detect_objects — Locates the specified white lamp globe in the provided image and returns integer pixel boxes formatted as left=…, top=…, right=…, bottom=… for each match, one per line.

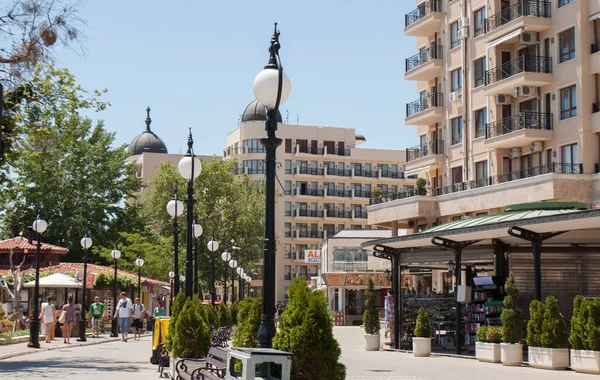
left=166, top=199, right=184, bottom=217
left=179, top=275, right=185, bottom=282
left=221, top=251, right=231, bottom=262
left=32, top=219, right=48, bottom=234
left=247, top=276, right=252, bottom=282
left=236, top=267, right=243, bottom=276
left=229, top=259, right=237, bottom=269
left=111, top=248, right=121, bottom=260
left=192, top=223, right=203, bottom=238
left=168, top=271, right=175, bottom=279
left=178, top=156, right=202, bottom=180
left=81, top=236, right=93, bottom=249
left=253, top=69, right=291, bottom=109
left=207, top=240, right=219, bottom=252
left=135, top=257, right=144, bottom=267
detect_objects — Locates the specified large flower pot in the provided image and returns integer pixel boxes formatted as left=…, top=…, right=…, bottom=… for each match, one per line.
left=500, top=343, right=523, bottom=366
left=476, top=342, right=501, bottom=363
left=413, top=337, right=432, bottom=357
left=364, top=334, right=380, bottom=351
left=571, top=349, right=600, bottom=374
left=170, top=357, right=206, bottom=379
left=528, top=347, right=569, bottom=370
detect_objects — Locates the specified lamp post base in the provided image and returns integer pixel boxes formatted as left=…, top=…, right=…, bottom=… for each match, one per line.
left=28, top=319, right=41, bottom=348
left=256, top=314, right=276, bottom=348
left=110, top=318, right=119, bottom=337
left=77, top=318, right=87, bottom=342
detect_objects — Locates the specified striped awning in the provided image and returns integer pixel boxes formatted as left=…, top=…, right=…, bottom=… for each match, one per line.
left=487, top=28, right=523, bottom=49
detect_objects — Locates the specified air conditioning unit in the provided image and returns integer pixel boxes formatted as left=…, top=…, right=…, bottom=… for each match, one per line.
left=494, top=94, right=511, bottom=105
left=519, top=32, right=537, bottom=46
left=458, top=17, right=470, bottom=29
left=508, top=147, right=522, bottom=159
left=530, top=141, right=544, bottom=153
left=458, top=27, right=469, bottom=40
left=449, top=91, right=462, bottom=103
left=513, top=86, right=537, bottom=98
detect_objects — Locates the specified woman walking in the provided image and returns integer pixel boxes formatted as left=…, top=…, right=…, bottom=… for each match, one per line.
left=154, top=301, right=165, bottom=317
left=40, top=296, right=56, bottom=343
left=62, top=296, right=76, bottom=344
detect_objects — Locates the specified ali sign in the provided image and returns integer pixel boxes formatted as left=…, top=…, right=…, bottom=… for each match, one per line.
left=304, top=250, right=322, bottom=264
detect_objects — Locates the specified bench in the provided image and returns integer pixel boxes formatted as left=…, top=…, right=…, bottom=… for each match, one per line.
left=210, top=327, right=231, bottom=349
left=174, top=347, right=228, bottom=380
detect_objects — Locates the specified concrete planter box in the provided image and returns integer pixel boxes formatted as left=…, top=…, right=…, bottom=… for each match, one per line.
left=364, top=334, right=380, bottom=351
left=500, top=343, right=523, bottom=366
left=571, top=349, right=600, bottom=374
left=170, top=357, right=206, bottom=379
left=476, top=342, right=501, bottom=363
left=413, top=337, right=431, bottom=357
left=528, top=347, right=569, bottom=370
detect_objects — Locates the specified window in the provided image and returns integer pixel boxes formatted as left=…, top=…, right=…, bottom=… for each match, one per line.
left=451, top=68, right=462, bottom=93
left=451, top=166, right=463, bottom=185
left=561, top=143, right=578, bottom=173
left=558, top=0, right=574, bottom=7
left=284, top=223, right=292, bottom=237
left=284, top=244, right=291, bottom=259
left=243, top=160, right=264, bottom=174
left=473, top=7, right=486, bottom=37
left=560, top=85, right=577, bottom=120
left=285, top=160, right=292, bottom=174
left=284, top=265, right=291, bottom=280
left=284, top=180, right=292, bottom=195
left=450, top=21, right=461, bottom=48
left=284, top=202, right=292, bottom=216
left=475, top=108, right=487, bottom=138
left=475, top=161, right=488, bottom=183
left=243, top=139, right=265, bottom=153
left=558, top=28, right=575, bottom=63
left=474, top=57, right=486, bottom=87
left=451, top=117, right=463, bottom=145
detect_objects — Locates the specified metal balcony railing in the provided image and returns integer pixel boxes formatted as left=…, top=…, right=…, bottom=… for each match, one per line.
left=485, top=111, right=553, bottom=139
left=406, top=45, right=443, bottom=72
left=406, top=93, right=443, bottom=117
left=354, top=170, right=379, bottom=178
left=405, top=0, right=441, bottom=28
left=295, top=230, right=324, bottom=239
left=297, top=209, right=324, bottom=218
left=297, top=146, right=324, bottom=155
left=354, top=190, right=372, bottom=198
left=370, top=188, right=423, bottom=205
left=354, top=211, right=368, bottom=219
left=331, top=262, right=369, bottom=272
left=485, top=55, right=552, bottom=85
left=325, top=189, right=352, bottom=198
left=380, top=171, right=404, bottom=179
left=485, top=0, right=551, bottom=34
left=296, top=188, right=324, bottom=197
left=325, top=168, right=352, bottom=176
left=406, top=140, right=444, bottom=162
left=294, top=167, right=324, bottom=175
left=327, top=210, right=353, bottom=219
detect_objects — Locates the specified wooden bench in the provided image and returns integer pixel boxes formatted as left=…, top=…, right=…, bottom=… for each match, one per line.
left=174, top=347, right=228, bottom=380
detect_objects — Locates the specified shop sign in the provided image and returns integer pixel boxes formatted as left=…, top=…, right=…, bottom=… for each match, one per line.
left=346, top=273, right=366, bottom=286
left=304, top=249, right=322, bottom=263
left=75, top=271, right=96, bottom=288
left=323, top=273, right=346, bottom=286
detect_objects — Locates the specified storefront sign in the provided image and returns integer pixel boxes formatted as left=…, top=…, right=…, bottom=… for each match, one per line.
left=372, top=272, right=391, bottom=287
left=304, top=249, right=322, bottom=263
left=346, top=273, right=366, bottom=286
left=322, top=273, right=346, bottom=286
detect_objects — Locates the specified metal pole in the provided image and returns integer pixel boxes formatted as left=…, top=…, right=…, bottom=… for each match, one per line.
left=110, top=257, right=118, bottom=337
left=78, top=244, right=88, bottom=342
left=455, top=247, right=462, bottom=355
left=392, top=254, right=400, bottom=350
left=173, top=186, right=180, bottom=295
left=138, top=266, right=141, bottom=300
left=28, top=229, right=41, bottom=348
left=533, top=239, right=542, bottom=301
left=231, top=267, right=235, bottom=303
left=211, top=232, right=215, bottom=306
left=223, top=258, right=228, bottom=304
left=239, top=273, right=243, bottom=301
left=185, top=131, right=195, bottom=298
left=194, top=212, right=199, bottom=295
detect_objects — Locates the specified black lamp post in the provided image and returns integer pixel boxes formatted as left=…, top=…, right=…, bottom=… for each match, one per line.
left=110, top=245, right=121, bottom=337
left=28, top=215, right=48, bottom=348
left=253, top=23, right=292, bottom=348
left=221, top=251, right=231, bottom=304
left=135, top=256, right=144, bottom=300
left=229, top=259, right=238, bottom=303
left=237, top=267, right=245, bottom=300
left=168, top=270, right=175, bottom=313
left=78, top=234, right=93, bottom=342
left=192, top=214, right=203, bottom=295
left=207, top=236, right=219, bottom=306
left=179, top=274, right=185, bottom=294
left=167, top=187, right=183, bottom=295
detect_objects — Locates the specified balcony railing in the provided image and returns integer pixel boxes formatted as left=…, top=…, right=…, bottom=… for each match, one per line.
left=326, top=168, right=352, bottom=177
left=325, top=189, right=352, bottom=198
left=354, top=190, right=372, bottom=198
left=485, top=111, right=553, bottom=139
left=354, top=211, right=368, bottom=219
left=406, top=93, right=443, bottom=117
left=294, top=167, right=324, bottom=176
left=370, top=188, right=423, bottom=205
left=485, top=0, right=551, bottom=34
left=406, top=140, right=444, bottom=162
left=327, top=148, right=351, bottom=156
left=405, top=0, right=441, bottom=28
left=297, top=146, right=324, bottom=155
left=485, top=55, right=552, bottom=85
left=327, top=210, right=353, bottom=219
left=296, top=188, right=324, bottom=197
left=295, top=230, right=324, bottom=239
left=592, top=42, right=600, bottom=54
left=297, top=209, right=324, bottom=218
left=405, top=45, right=443, bottom=72
left=331, top=262, right=369, bottom=273
left=354, top=170, right=379, bottom=178
left=380, top=171, right=403, bottom=179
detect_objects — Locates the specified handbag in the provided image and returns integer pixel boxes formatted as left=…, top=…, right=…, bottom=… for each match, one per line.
left=58, top=311, right=66, bottom=324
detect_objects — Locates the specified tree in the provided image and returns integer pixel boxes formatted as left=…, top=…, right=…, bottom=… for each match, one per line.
left=166, top=293, right=185, bottom=352
left=217, top=302, right=229, bottom=328
left=362, top=278, right=379, bottom=335
left=500, top=274, right=524, bottom=344
left=232, top=297, right=261, bottom=348
left=173, top=298, right=210, bottom=359
left=526, top=300, right=545, bottom=347
left=413, top=308, right=431, bottom=338
left=0, top=248, right=27, bottom=328
left=540, top=295, right=568, bottom=348
left=569, top=295, right=588, bottom=350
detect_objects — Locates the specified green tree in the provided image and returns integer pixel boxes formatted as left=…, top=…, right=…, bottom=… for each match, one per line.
left=166, top=293, right=185, bottom=352
left=570, top=295, right=588, bottom=350
left=362, top=278, right=379, bottom=335
left=413, top=308, right=431, bottom=338
left=173, top=297, right=210, bottom=359
left=232, top=298, right=262, bottom=348
left=217, top=302, right=230, bottom=328
left=587, top=298, right=600, bottom=350
left=526, top=300, right=545, bottom=347
left=229, top=301, right=240, bottom=326
left=500, top=274, right=523, bottom=344
left=540, top=296, right=568, bottom=348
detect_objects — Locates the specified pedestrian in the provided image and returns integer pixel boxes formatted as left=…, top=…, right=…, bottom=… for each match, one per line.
left=132, top=297, right=145, bottom=341
left=40, top=296, right=56, bottom=343
left=113, top=292, right=133, bottom=342
left=62, top=296, right=76, bottom=344
left=89, top=296, right=105, bottom=338
left=154, top=301, right=165, bottom=317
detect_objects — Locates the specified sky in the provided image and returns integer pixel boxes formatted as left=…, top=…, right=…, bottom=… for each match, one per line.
left=57, top=0, right=420, bottom=156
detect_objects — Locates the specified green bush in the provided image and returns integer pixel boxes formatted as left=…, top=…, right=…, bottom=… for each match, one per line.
left=172, top=298, right=211, bottom=358
left=540, top=296, right=568, bottom=348
left=501, top=274, right=523, bottom=344
left=569, top=295, right=588, bottom=350
left=362, top=278, right=380, bottom=335
left=476, top=326, right=489, bottom=343
left=587, top=298, right=600, bottom=351
left=526, top=300, right=545, bottom=347
left=413, top=307, right=431, bottom=338
left=232, top=298, right=262, bottom=348
left=372, top=187, right=382, bottom=198
left=229, top=301, right=240, bottom=326
left=201, top=304, right=218, bottom=328
left=166, top=293, right=185, bottom=352
left=487, top=327, right=503, bottom=344
left=273, top=278, right=346, bottom=380
left=217, top=302, right=230, bottom=328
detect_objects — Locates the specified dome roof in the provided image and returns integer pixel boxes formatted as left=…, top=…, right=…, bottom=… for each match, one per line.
left=241, top=100, right=283, bottom=123
left=128, top=107, right=168, bottom=155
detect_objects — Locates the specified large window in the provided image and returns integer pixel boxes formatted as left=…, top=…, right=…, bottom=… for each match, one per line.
left=560, top=85, right=577, bottom=120
left=475, top=108, right=487, bottom=138
left=451, top=68, right=462, bottom=93
left=558, top=0, right=574, bottom=7
left=473, top=7, right=486, bottom=37
left=452, top=117, right=463, bottom=145
left=243, top=159, right=264, bottom=174
left=474, top=58, right=486, bottom=87
left=559, top=27, right=575, bottom=63
left=450, top=21, right=461, bottom=49
left=332, top=247, right=369, bottom=272
left=475, top=161, right=488, bottom=183
left=561, top=143, right=579, bottom=173
left=284, top=265, right=291, bottom=280
left=243, top=139, right=265, bottom=153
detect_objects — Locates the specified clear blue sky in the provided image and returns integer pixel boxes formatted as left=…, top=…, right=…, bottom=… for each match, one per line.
left=57, top=0, right=420, bottom=156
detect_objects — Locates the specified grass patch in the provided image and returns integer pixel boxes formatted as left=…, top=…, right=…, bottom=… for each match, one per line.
left=0, top=330, right=29, bottom=341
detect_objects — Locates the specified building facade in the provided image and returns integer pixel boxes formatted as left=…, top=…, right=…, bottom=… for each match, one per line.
left=370, top=0, right=600, bottom=231
left=224, top=100, right=415, bottom=302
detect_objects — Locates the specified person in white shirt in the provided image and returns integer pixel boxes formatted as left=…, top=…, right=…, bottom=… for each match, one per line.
left=132, top=298, right=145, bottom=341
left=112, top=292, right=133, bottom=342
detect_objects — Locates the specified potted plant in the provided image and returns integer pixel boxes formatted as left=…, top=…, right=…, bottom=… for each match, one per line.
left=413, top=307, right=432, bottom=357
left=416, top=177, right=427, bottom=196
left=363, top=278, right=380, bottom=351
left=570, top=296, right=600, bottom=374
left=372, top=187, right=383, bottom=199
left=500, top=274, right=524, bottom=366
left=171, top=297, right=211, bottom=379
left=476, top=326, right=502, bottom=363
left=527, top=296, right=569, bottom=370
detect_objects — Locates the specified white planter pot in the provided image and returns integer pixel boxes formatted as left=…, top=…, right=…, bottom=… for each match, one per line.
left=476, top=342, right=501, bottom=363
left=413, top=337, right=432, bottom=357
left=528, top=346, right=569, bottom=370
left=170, top=356, right=206, bottom=379
left=500, top=343, right=523, bottom=366
left=364, top=334, right=380, bottom=351
left=571, top=349, right=600, bottom=374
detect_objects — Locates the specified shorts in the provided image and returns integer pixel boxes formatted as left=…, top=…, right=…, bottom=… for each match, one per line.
left=132, top=318, right=143, bottom=329
left=119, top=317, right=130, bottom=333
left=92, top=317, right=102, bottom=328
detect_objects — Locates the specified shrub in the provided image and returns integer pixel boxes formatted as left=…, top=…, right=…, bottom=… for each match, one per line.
left=526, top=300, right=545, bottom=347
left=569, top=295, right=588, bottom=350
left=166, top=293, right=185, bottom=352
left=202, top=303, right=218, bottom=329
left=587, top=298, right=600, bottom=351
left=217, top=302, right=230, bottom=328
left=501, top=274, right=523, bottom=344
left=540, top=296, right=568, bottom=348
left=503, top=273, right=518, bottom=309
left=413, top=308, right=431, bottom=338
left=487, top=327, right=503, bottom=344
left=273, top=278, right=346, bottom=380
left=372, top=187, right=382, bottom=198
left=232, top=298, right=262, bottom=348
left=0, top=307, right=14, bottom=333
left=229, top=301, right=240, bottom=326
left=362, top=278, right=380, bottom=335
left=476, top=326, right=489, bottom=343
left=172, top=298, right=211, bottom=358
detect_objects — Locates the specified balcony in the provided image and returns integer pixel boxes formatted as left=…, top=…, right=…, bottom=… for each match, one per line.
left=294, top=167, right=324, bottom=176
left=223, top=147, right=265, bottom=157
left=404, top=0, right=442, bottom=37
left=380, top=171, right=404, bottom=179
left=354, top=190, right=372, bottom=199
left=327, top=210, right=353, bottom=219
left=405, top=45, right=443, bottom=81
left=353, top=169, right=379, bottom=178
left=294, top=188, right=324, bottom=197
left=325, top=168, right=352, bottom=177
left=405, top=93, right=444, bottom=126
left=484, top=55, right=552, bottom=96
left=405, top=140, right=444, bottom=169
left=591, top=42, right=600, bottom=75
left=353, top=210, right=368, bottom=219
left=324, top=147, right=351, bottom=157
left=325, top=189, right=352, bottom=198
left=484, top=111, right=553, bottom=149
left=370, top=188, right=423, bottom=206
left=484, top=0, right=551, bottom=42
left=296, top=209, right=324, bottom=218
left=331, top=262, right=369, bottom=272
left=295, top=145, right=324, bottom=156
left=294, top=230, right=324, bottom=239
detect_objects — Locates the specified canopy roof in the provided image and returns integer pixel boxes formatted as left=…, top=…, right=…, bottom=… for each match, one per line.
left=24, top=273, right=81, bottom=289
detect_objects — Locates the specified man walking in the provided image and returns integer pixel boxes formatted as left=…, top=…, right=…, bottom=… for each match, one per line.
left=90, top=296, right=105, bottom=338
left=113, top=292, right=133, bottom=342
left=132, top=297, right=145, bottom=341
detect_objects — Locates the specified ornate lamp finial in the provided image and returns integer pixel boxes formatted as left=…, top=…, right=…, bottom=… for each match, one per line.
left=186, top=127, right=193, bottom=155
left=145, top=107, right=152, bottom=132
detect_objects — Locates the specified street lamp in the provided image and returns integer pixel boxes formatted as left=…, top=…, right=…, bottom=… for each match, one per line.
left=110, top=245, right=121, bottom=337
left=247, top=276, right=252, bottom=297
left=179, top=274, right=186, bottom=293
left=178, top=129, right=202, bottom=298
left=207, top=238, right=219, bottom=306
left=28, top=215, right=47, bottom=348
left=253, top=23, right=292, bottom=348
left=229, top=259, right=238, bottom=302
left=447, top=260, right=456, bottom=275
left=168, top=270, right=175, bottom=312
left=384, top=269, right=391, bottom=280
left=166, top=189, right=184, bottom=295
left=221, top=251, right=231, bottom=304
left=135, top=256, right=144, bottom=300
left=237, top=267, right=245, bottom=300
left=78, top=234, right=93, bottom=342
left=192, top=217, right=203, bottom=295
